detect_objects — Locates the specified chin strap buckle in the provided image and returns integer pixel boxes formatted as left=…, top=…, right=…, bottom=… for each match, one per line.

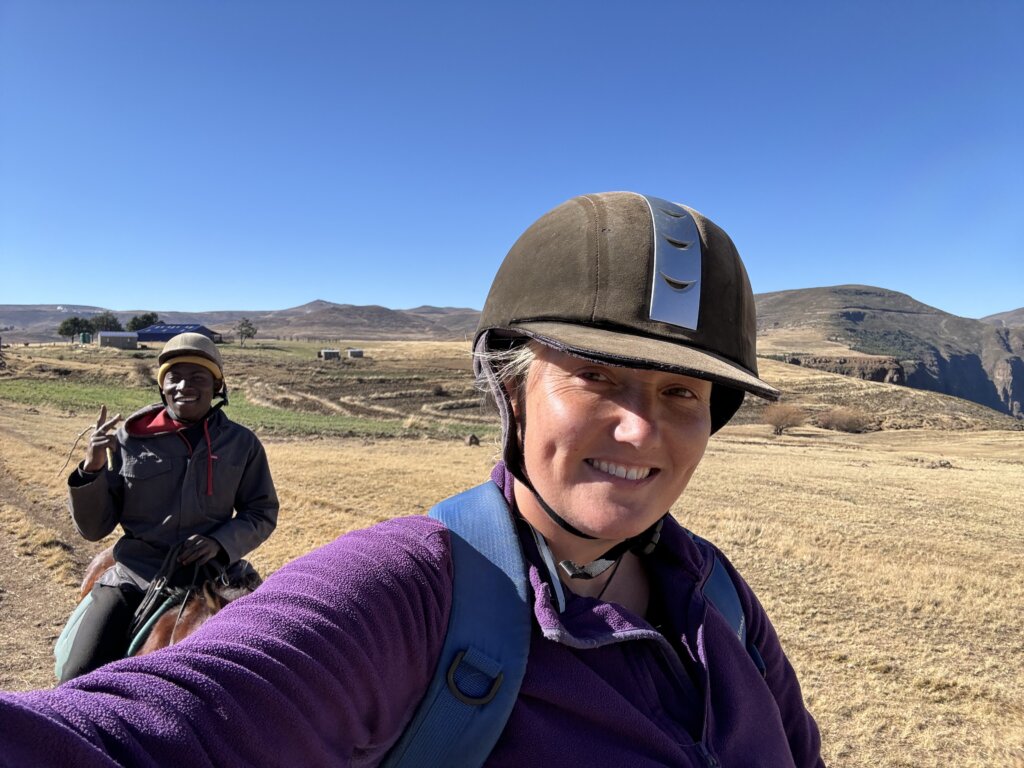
left=558, top=516, right=665, bottom=580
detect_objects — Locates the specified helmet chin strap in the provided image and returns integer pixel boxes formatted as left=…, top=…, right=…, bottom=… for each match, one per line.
left=557, top=519, right=663, bottom=580
left=509, top=450, right=664, bottom=580
left=480, top=335, right=663, bottom=580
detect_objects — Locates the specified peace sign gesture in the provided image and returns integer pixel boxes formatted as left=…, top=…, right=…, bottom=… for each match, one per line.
left=83, top=405, right=122, bottom=473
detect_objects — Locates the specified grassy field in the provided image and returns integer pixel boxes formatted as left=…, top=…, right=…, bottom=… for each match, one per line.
left=0, top=340, right=1022, bottom=766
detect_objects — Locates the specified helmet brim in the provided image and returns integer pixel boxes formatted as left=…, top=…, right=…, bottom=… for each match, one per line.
left=511, top=320, right=780, bottom=402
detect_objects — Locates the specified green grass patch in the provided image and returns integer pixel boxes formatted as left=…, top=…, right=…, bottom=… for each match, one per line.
left=227, top=397, right=497, bottom=440
left=844, top=328, right=933, bottom=359
left=227, top=396, right=409, bottom=437
left=0, top=379, right=496, bottom=440
left=0, top=379, right=151, bottom=415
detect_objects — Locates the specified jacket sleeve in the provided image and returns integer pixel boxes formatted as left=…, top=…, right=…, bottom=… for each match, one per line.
left=207, top=435, right=279, bottom=563
left=719, top=552, right=825, bottom=768
left=67, top=461, right=124, bottom=542
left=0, top=516, right=452, bottom=768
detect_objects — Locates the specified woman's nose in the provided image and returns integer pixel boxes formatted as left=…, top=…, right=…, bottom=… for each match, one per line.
left=612, top=393, right=661, bottom=447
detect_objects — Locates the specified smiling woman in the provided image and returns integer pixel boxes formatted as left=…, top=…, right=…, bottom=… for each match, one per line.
left=513, top=345, right=713, bottom=556
left=1, top=193, right=822, bottom=768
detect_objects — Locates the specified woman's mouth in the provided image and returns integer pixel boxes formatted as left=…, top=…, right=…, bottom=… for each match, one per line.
left=585, top=459, right=653, bottom=481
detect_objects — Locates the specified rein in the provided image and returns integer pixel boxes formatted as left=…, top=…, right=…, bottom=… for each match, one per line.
left=129, top=543, right=226, bottom=644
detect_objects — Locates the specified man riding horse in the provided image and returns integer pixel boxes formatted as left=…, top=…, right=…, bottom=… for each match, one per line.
left=57, top=332, right=279, bottom=681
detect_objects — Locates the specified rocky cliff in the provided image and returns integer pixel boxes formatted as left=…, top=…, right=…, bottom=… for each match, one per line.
left=757, top=286, right=1024, bottom=418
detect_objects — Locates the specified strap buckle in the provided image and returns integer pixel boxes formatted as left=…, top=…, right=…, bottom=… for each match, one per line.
left=446, top=649, right=504, bottom=706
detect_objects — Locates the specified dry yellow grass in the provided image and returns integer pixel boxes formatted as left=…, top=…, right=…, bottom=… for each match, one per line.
left=247, top=435, right=497, bottom=574
left=244, top=425, right=1024, bottom=767
left=0, top=503, right=79, bottom=588
left=682, top=425, right=1024, bottom=767
left=738, top=359, right=1022, bottom=431
left=758, top=327, right=877, bottom=357
left=1, top=346, right=1022, bottom=765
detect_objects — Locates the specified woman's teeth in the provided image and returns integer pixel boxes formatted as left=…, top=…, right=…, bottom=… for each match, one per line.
left=587, top=459, right=651, bottom=481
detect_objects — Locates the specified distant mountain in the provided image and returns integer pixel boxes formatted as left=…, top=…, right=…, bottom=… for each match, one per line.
left=0, top=300, right=482, bottom=343
left=402, top=306, right=481, bottom=338
left=981, top=307, right=1024, bottom=329
left=4, top=289, right=1022, bottom=419
left=251, top=301, right=468, bottom=339
left=755, top=285, right=1023, bottom=418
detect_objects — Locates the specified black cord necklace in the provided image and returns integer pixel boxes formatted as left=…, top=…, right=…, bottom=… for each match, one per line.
left=595, top=555, right=625, bottom=601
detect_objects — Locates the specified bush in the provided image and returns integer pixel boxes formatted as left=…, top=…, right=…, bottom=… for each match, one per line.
left=763, top=403, right=806, bottom=435
left=131, top=361, right=156, bottom=387
left=817, top=407, right=873, bottom=433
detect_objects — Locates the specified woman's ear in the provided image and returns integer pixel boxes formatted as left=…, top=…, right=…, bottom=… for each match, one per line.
left=507, top=379, right=521, bottom=419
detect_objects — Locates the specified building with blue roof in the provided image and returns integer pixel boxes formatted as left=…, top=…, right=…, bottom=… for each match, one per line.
left=135, top=323, right=221, bottom=343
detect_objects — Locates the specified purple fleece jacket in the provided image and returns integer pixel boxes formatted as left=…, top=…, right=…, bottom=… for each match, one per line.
left=0, top=467, right=822, bottom=767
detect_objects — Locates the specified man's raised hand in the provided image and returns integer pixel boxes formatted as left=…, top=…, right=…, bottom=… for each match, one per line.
left=83, top=405, right=122, bottom=472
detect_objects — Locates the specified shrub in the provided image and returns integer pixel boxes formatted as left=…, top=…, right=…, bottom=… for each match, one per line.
left=403, top=414, right=427, bottom=431
left=131, top=361, right=155, bottom=387
left=763, top=403, right=806, bottom=435
left=817, top=407, right=873, bottom=433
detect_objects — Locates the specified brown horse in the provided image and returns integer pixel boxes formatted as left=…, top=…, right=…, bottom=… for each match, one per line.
left=79, top=546, right=262, bottom=656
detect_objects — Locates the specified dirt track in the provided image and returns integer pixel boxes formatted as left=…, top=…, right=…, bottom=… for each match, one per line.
left=0, top=460, right=80, bottom=690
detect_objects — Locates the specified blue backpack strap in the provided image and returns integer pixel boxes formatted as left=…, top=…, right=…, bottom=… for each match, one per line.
left=685, top=529, right=767, bottom=678
left=382, top=482, right=531, bottom=768
left=699, top=540, right=746, bottom=646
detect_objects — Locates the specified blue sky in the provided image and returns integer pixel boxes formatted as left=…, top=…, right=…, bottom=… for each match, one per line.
left=1, top=1, right=1021, bottom=319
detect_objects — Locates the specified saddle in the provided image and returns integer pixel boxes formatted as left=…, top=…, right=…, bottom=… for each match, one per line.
left=128, top=543, right=261, bottom=655
left=55, top=544, right=262, bottom=680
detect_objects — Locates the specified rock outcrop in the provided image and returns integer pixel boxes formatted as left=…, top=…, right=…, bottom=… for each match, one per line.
left=781, top=355, right=905, bottom=385
left=757, top=286, right=1024, bottom=419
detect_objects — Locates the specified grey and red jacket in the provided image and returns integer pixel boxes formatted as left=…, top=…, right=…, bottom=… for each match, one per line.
left=5, top=467, right=821, bottom=767
left=67, top=403, right=279, bottom=585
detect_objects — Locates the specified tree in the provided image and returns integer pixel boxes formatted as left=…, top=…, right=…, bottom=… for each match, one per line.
left=235, top=317, right=258, bottom=346
left=57, top=316, right=93, bottom=343
left=89, top=311, right=124, bottom=333
left=762, top=403, right=806, bottom=436
left=127, top=312, right=160, bottom=332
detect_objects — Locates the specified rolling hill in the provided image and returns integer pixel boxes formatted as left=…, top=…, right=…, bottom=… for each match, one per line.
left=755, top=285, right=1023, bottom=418
left=3, top=287, right=1022, bottom=419
left=981, top=307, right=1024, bottom=328
left=0, top=300, right=478, bottom=343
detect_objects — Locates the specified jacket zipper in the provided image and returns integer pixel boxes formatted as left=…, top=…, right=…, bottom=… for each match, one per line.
left=695, top=741, right=720, bottom=767
left=660, top=588, right=720, bottom=768
left=648, top=633, right=720, bottom=765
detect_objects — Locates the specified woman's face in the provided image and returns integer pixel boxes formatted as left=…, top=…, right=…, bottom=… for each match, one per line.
left=513, top=345, right=713, bottom=545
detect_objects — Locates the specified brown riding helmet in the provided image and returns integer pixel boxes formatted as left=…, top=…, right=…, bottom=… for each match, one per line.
left=475, top=191, right=779, bottom=434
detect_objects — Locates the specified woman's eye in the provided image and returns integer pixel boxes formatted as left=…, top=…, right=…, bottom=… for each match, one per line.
left=666, top=387, right=696, bottom=399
